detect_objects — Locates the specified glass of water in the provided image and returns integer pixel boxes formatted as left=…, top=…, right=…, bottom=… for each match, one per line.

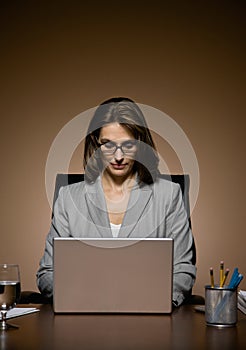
left=0, top=264, right=21, bottom=330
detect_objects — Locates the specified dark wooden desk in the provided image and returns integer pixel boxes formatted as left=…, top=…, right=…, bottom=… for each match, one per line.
left=1, top=304, right=246, bottom=350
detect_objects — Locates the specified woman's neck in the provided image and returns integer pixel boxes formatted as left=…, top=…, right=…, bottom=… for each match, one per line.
left=101, top=173, right=136, bottom=225
left=101, top=172, right=136, bottom=193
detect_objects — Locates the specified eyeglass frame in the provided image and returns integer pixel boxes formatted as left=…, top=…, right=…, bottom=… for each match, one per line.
left=98, top=139, right=139, bottom=155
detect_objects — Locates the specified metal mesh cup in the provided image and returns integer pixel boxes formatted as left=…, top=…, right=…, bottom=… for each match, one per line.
left=205, top=285, right=237, bottom=327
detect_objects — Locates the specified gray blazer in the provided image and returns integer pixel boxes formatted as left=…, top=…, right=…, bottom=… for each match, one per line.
left=37, top=176, right=196, bottom=306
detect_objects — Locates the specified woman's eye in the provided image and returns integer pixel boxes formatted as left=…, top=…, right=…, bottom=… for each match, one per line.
left=104, top=142, right=115, bottom=149
left=124, top=141, right=135, bottom=149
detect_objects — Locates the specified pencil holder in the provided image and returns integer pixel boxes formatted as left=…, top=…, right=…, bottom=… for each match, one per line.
left=205, top=285, right=237, bottom=327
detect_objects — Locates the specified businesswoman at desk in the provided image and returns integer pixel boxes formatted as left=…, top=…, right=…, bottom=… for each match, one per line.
left=37, top=97, right=196, bottom=307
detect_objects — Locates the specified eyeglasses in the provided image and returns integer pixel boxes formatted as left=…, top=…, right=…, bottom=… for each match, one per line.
left=99, top=140, right=138, bottom=155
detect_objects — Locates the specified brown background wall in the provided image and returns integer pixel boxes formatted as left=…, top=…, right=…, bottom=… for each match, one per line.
left=0, top=1, right=245, bottom=297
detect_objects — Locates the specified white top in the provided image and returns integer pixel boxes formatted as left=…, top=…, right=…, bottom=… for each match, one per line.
left=110, top=222, right=121, bottom=238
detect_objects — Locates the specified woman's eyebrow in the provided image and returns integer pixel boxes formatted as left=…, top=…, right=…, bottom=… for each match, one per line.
left=99, top=138, right=135, bottom=145
left=100, top=138, right=113, bottom=143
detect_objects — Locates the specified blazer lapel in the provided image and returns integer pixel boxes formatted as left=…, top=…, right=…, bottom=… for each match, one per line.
left=84, top=177, right=112, bottom=238
left=118, top=183, right=153, bottom=238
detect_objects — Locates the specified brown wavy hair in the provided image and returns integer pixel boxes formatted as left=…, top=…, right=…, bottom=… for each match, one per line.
left=83, top=97, right=160, bottom=184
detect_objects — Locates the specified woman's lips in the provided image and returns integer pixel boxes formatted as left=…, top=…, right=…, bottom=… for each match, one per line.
left=110, top=163, right=127, bottom=170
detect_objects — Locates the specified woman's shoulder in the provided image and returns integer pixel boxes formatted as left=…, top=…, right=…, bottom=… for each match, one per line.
left=59, top=180, right=86, bottom=198
left=149, top=176, right=181, bottom=199
left=154, top=176, right=181, bottom=190
left=60, top=177, right=101, bottom=197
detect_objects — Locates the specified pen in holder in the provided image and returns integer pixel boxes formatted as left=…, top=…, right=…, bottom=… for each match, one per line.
left=205, top=285, right=237, bottom=328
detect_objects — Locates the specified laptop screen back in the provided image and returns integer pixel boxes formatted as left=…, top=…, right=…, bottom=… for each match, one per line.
left=53, top=238, right=173, bottom=313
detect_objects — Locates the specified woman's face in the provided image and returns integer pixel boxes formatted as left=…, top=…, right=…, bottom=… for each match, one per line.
left=98, top=123, right=137, bottom=180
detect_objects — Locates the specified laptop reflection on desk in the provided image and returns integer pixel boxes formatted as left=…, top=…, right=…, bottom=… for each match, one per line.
left=53, top=237, right=173, bottom=314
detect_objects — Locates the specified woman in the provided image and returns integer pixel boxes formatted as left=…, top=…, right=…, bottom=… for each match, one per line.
left=37, top=97, right=196, bottom=306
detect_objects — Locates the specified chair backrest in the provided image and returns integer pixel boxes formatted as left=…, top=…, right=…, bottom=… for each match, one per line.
left=52, top=173, right=195, bottom=264
left=52, top=174, right=191, bottom=218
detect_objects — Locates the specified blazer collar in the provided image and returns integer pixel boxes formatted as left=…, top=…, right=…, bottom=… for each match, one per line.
left=84, top=176, right=153, bottom=238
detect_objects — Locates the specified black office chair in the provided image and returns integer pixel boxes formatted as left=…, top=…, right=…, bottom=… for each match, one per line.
left=20, top=173, right=204, bottom=305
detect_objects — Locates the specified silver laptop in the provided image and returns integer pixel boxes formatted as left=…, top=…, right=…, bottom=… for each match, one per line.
left=53, top=237, right=173, bottom=314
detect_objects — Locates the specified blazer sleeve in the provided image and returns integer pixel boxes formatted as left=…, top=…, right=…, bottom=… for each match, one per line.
left=36, top=187, right=70, bottom=297
left=165, top=183, right=197, bottom=306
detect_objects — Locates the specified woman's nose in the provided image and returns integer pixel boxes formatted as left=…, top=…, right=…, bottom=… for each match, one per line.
left=114, top=148, right=124, bottom=160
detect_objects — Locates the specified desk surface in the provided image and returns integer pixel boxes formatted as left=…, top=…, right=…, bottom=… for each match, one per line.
left=1, top=304, right=246, bottom=350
